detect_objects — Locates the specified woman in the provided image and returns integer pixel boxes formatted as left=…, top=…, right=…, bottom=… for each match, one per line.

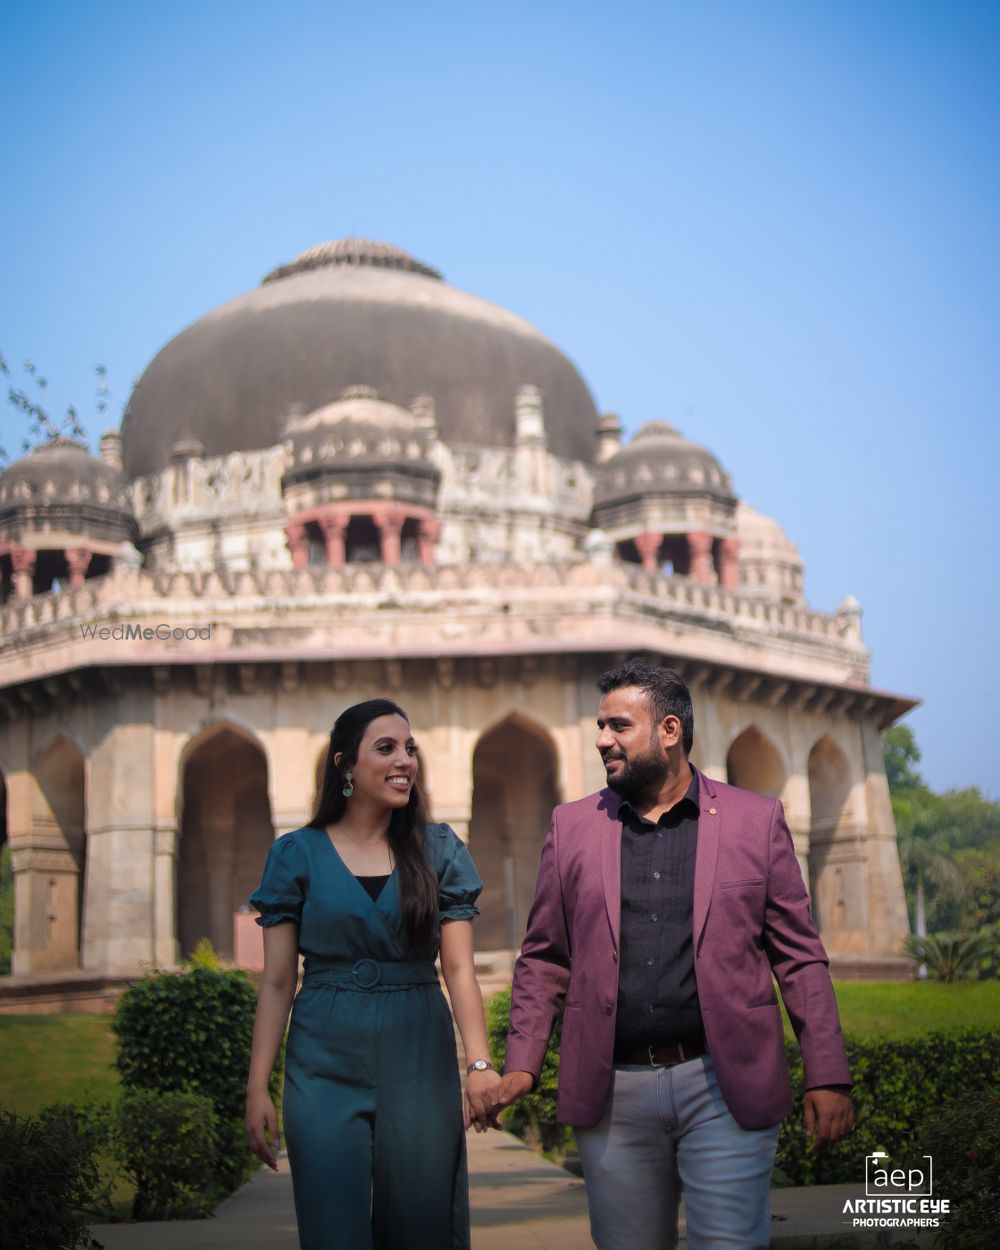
left=245, top=698, right=501, bottom=1250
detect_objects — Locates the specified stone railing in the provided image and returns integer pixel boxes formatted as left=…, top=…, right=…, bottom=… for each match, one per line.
left=0, top=557, right=866, bottom=659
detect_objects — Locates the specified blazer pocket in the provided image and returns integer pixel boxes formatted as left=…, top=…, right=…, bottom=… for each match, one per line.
left=720, top=877, right=765, bottom=889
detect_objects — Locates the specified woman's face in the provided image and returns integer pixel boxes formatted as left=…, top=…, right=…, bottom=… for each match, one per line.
left=339, top=713, right=419, bottom=810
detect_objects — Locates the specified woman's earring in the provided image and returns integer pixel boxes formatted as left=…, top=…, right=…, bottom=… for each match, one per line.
left=342, top=771, right=353, bottom=798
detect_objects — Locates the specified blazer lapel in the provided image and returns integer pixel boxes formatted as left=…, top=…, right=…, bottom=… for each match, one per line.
left=599, top=789, right=623, bottom=952
left=693, top=772, right=721, bottom=951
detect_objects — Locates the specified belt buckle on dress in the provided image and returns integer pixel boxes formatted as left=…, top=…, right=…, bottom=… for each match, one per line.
left=352, top=958, right=381, bottom=989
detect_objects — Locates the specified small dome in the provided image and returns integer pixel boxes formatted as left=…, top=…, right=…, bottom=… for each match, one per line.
left=735, top=502, right=801, bottom=560
left=594, top=422, right=735, bottom=508
left=0, top=437, right=137, bottom=545
left=735, top=501, right=804, bottom=604
left=282, top=390, right=440, bottom=507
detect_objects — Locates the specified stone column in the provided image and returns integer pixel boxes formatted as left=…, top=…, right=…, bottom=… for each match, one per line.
left=153, top=825, right=180, bottom=967
left=633, top=531, right=661, bottom=572
left=65, top=547, right=93, bottom=589
left=718, top=537, right=740, bottom=592
left=418, top=516, right=441, bottom=565
left=10, top=547, right=36, bottom=598
left=318, top=511, right=347, bottom=567
left=374, top=508, right=405, bottom=565
left=284, top=520, right=309, bottom=568
left=687, top=531, right=715, bottom=584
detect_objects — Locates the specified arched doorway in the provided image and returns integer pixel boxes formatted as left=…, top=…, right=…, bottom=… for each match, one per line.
left=469, top=717, right=560, bottom=950
left=0, top=769, right=11, bottom=974
left=807, top=736, right=864, bottom=944
left=178, top=727, right=274, bottom=960
left=31, top=736, right=86, bottom=970
left=726, top=726, right=785, bottom=797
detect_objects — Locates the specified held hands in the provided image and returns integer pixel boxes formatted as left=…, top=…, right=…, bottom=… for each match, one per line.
left=804, top=1086, right=854, bottom=1152
left=465, top=1068, right=503, bottom=1133
left=245, top=1089, right=281, bottom=1171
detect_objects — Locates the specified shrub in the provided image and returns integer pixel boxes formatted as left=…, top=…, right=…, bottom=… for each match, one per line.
left=0, top=1105, right=111, bottom=1249
left=918, top=1091, right=1000, bottom=1250
left=777, top=1030, right=1000, bottom=1185
left=487, top=988, right=572, bottom=1155
left=485, top=989, right=1000, bottom=1190
left=902, top=932, right=997, bottom=982
left=116, top=1088, right=220, bottom=1220
left=113, top=965, right=281, bottom=1194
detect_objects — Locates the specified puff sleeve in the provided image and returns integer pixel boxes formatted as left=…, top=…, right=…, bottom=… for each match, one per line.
left=250, top=832, right=307, bottom=927
left=432, top=823, right=483, bottom=922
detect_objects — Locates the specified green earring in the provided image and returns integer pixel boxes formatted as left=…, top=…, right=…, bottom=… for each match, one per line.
left=342, top=771, right=353, bottom=798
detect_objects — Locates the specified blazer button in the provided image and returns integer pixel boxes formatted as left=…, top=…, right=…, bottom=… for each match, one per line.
left=605, top=1003, right=613, bottom=1015
left=612, top=950, right=618, bottom=963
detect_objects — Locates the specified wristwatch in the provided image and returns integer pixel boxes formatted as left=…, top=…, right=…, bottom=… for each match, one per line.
left=466, top=1059, right=496, bottom=1075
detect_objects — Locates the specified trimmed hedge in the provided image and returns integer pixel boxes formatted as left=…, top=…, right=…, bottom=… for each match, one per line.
left=113, top=965, right=282, bottom=1196
left=778, top=1030, right=1000, bottom=1185
left=0, top=1105, right=110, bottom=1249
left=117, top=1088, right=221, bottom=1220
left=486, top=989, right=1000, bottom=1186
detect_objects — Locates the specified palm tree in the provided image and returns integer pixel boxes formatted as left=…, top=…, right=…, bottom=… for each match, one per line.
left=901, top=932, right=996, bottom=982
left=893, top=790, right=962, bottom=978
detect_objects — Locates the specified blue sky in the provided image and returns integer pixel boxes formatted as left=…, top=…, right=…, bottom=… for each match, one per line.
left=2, top=1, right=998, bottom=794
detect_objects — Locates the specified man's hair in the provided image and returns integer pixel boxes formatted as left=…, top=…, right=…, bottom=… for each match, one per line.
left=596, top=657, right=694, bottom=755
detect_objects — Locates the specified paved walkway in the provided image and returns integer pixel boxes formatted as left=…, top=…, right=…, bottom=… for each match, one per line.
left=87, top=1128, right=934, bottom=1250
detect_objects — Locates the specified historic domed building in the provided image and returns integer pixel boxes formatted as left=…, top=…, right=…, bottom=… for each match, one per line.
left=0, top=239, right=914, bottom=1002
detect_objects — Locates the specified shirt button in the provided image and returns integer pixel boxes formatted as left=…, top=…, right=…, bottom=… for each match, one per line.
left=650, top=913, right=658, bottom=922
left=648, top=1005, right=655, bottom=1014
left=647, top=958, right=655, bottom=966
left=653, top=871, right=661, bottom=880
left=656, top=830, right=664, bottom=838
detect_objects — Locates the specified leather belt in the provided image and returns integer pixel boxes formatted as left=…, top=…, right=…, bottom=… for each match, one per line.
left=614, top=1038, right=708, bottom=1067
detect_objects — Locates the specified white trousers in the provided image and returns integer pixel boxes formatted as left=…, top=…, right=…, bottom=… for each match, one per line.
left=575, top=1058, right=780, bottom=1250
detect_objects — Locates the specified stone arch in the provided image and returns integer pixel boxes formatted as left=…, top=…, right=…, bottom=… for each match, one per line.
left=469, top=714, right=560, bottom=950
left=807, top=735, right=865, bottom=945
left=30, top=734, right=86, bottom=970
left=807, top=736, right=852, bottom=837
left=177, top=724, right=274, bottom=960
left=0, top=766, right=10, bottom=974
left=726, top=725, right=786, bottom=797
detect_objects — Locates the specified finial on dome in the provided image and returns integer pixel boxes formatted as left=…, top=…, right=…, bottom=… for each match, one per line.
left=262, top=238, right=443, bottom=285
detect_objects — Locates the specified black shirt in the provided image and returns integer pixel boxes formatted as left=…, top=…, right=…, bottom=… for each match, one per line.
left=614, top=766, right=704, bottom=1055
left=355, top=874, right=390, bottom=902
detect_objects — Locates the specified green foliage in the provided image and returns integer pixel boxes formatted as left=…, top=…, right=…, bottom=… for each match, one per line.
left=0, top=841, right=12, bottom=975
left=919, top=1091, right=1000, bottom=1250
left=187, top=935, right=223, bottom=971
left=113, top=965, right=279, bottom=1194
left=0, top=1104, right=111, bottom=1249
left=116, top=1088, right=221, bottom=1220
left=777, top=1030, right=1000, bottom=1185
left=883, top=725, right=924, bottom=794
left=486, top=988, right=572, bottom=1154
left=902, top=932, right=997, bottom=982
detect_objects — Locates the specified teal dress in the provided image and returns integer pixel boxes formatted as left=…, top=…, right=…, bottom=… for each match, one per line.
left=250, top=822, right=483, bottom=1250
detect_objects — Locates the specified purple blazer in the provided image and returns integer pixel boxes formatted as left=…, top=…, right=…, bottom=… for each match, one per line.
left=504, top=773, right=851, bottom=1130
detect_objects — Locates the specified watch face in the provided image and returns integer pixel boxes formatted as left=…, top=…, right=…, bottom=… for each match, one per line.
left=474, top=1060, right=488, bottom=1070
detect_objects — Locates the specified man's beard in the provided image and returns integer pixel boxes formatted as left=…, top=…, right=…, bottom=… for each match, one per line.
left=603, top=741, right=668, bottom=800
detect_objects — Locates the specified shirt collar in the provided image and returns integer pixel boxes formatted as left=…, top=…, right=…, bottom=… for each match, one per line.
left=619, top=764, right=701, bottom=825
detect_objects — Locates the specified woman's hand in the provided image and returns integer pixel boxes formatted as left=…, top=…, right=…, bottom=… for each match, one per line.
left=245, top=1089, right=281, bottom=1170
left=465, top=1068, right=503, bottom=1133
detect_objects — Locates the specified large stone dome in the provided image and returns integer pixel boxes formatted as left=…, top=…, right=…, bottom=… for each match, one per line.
left=121, top=238, right=601, bottom=479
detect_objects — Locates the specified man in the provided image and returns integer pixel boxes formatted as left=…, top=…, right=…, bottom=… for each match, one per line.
left=497, top=658, right=853, bottom=1250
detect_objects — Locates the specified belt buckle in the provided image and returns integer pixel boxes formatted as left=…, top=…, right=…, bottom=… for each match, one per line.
left=352, top=958, right=381, bottom=989
left=648, top=1042, right=684, bottom=1068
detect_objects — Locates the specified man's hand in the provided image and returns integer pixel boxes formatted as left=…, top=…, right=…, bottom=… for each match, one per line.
left=495, top=1070, right=534, bottom=1111
left=804, top=1086, right=854, bottom=1152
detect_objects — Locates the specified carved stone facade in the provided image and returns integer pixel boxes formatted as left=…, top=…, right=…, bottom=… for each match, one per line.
left=0, top=238, right=916, bottom=990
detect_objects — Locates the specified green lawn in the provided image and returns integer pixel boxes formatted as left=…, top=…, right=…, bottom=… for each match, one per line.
left=772, top=979, right=1000, bottom=1038
left=0, top=1014, right=121, bottom=1116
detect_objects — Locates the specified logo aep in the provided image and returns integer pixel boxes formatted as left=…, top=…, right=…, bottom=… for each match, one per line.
left=865, top=1150, right=933, bottom=1197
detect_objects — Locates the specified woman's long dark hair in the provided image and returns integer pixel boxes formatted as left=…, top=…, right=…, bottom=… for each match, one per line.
left=312, top=698, right=438, bottom=952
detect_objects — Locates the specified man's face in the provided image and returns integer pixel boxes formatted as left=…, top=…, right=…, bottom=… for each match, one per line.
left=595, top=686, right=668, bottom=799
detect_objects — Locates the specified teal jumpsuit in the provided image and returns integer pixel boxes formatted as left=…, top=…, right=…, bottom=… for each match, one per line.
left=250, top=822, right=483, bottom=1250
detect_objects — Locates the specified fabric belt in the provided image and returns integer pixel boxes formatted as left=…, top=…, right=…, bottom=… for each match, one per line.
left=301, top=958, right=439, bottom=990
left=614, top=1038, right=708, bottom=1067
